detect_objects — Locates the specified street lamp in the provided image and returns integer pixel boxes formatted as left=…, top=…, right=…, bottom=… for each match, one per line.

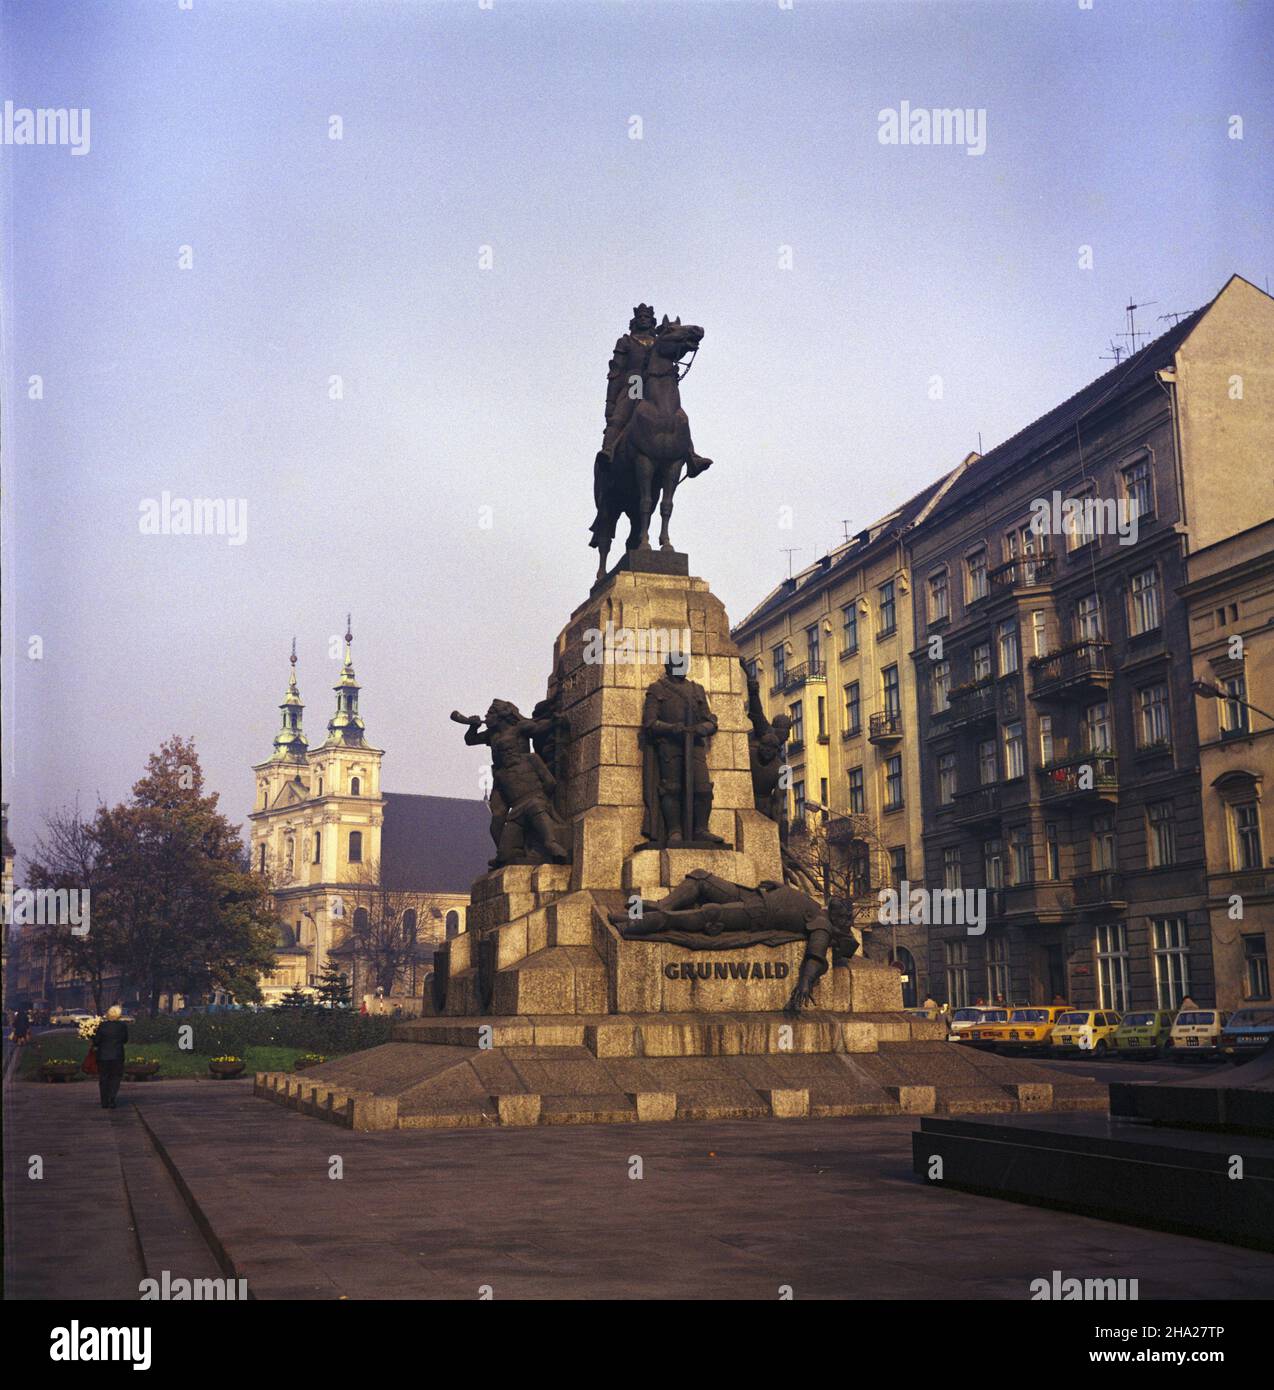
left=1191, top=679, right=1274, bottom=726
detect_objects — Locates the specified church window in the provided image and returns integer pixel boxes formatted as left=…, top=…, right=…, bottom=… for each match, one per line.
left=403, top=908, right=418, bottom=944
left=351, top=776, right=361, bottom=796
left=313, top=831, right=321, bottom=864
left=446, top=910, right=460, bottom=939
left=349, top=830, right=363, bottom=863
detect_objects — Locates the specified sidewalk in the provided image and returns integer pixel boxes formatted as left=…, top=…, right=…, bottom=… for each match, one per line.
left=22, top=1073, right=1274, bottom=1301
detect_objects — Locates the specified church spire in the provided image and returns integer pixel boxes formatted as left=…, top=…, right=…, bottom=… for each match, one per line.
left=325, top=614, right=367, bottom=746
left=271, top=638, right=309, bottom=760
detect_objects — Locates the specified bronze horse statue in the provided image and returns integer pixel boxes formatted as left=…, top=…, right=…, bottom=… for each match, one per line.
left=589, top=317, right=712, bottom=579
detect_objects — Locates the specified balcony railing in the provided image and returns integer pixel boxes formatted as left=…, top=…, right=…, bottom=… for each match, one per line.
left=1029, top=640, right=1112, bottom=699
left=778, top=659, right=826, bottom=693
left=1037, top=753, right=1119, bottom=804
left=1073, top=869, right=1125, bottom=908
left=868, top=710, right=903, bottom=743
left=989, top=552, right=1056, bottom=593
left=948, top=679, right=997, bottom=727
left=952, top=784, right=1001, bottom=825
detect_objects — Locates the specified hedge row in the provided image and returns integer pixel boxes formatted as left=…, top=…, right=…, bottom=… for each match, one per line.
left=128, top=1009, right=394, bottom=1056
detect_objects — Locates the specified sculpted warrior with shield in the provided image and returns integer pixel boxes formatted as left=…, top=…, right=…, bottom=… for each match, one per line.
left=638, top=657, right=724, bottom=848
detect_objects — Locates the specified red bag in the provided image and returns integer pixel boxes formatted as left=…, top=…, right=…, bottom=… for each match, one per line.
left=82, top=1047, right=98, bottom=1075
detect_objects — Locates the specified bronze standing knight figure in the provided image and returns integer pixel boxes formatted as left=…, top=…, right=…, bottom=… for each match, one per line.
left=638, top=657, right=724, bottom=848
left=589, top=307, right=714, bottom=578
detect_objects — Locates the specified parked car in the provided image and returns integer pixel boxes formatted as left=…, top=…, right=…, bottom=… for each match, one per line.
left=1050, top=1009, right=1123, bottom=1056
left=49, top=1008, right=95, bottom=1027
left=952, top=1006, right=1013, bottom=1045
left=1111, top=1009, right=1176, bottom=1057
left=1167, top=1009, right=1230, bottom=1060
left=1219, top=1008, right=1274, bottom=1062
left=992, top=1005, right=1073, bottom=1052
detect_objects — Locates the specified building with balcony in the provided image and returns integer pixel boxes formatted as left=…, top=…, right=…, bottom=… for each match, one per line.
left=908, top=274, right=1274, bottom=1011
left=1181, top=517, right=1274, bottom=1011
left=731, top=468, right=968, bottom=1003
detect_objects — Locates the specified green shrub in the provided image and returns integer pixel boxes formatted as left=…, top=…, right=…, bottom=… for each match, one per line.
left=129, top=1008, right=393, bottom=1057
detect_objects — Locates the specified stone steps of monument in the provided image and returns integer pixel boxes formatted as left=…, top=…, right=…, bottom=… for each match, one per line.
left=254, top=1034, right=1107, bottom=1132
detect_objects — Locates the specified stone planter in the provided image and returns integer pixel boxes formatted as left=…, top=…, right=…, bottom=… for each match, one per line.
left=124, top=1063, right=161, bottom=1081
left=40, top=1062, right=81, bottom=1083
left=208, top=1060, right=245, bottom=1079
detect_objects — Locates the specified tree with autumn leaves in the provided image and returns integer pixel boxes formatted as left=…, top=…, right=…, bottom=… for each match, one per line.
left=26, top=737, right=280, bottom=1015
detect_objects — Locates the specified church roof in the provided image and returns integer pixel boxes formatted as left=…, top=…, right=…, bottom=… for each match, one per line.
left=381, top=793, right=491, bottom=894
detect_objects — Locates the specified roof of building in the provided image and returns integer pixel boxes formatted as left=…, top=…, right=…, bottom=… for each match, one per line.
left=733, top=471, right=954, bottom=635
left=927, top=298, right=1213, bottom=520
left=381, top=792, right=490, bottom=894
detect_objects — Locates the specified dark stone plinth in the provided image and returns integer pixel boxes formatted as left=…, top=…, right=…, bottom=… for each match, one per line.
left=1110, top=1079, right=1274, bottom=1135
left=912, top=1112, right=1274, bottom=1252
left=593, top=548, right=689, bottom=593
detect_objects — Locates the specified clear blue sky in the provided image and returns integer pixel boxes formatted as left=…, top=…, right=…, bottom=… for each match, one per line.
left=2, top=0, right=1271, bottom=862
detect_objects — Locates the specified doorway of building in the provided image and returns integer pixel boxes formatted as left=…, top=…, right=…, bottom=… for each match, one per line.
left=891, top=948, right=919, bottom=1009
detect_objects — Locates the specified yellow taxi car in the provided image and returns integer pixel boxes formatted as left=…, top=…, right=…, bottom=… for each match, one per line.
left=950, top=1005, right=1013, bottom=1045
left=1049, top=1009, right=1122, bottom=1056
left=966, top=1005, right=1071, bottom=1052
left=1111, top=1009, right=1176, bottom=1057
left=1167, top=1008, right=1230, bottom=1061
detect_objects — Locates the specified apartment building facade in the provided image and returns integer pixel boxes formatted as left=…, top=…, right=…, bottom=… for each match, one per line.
left=908, top=275, right=1273, bottom=1012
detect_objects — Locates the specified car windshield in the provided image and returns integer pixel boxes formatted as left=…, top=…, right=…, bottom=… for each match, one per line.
left=1228, top=1009, right=1274, bottom=1028
left=952, top=1009, right=982, bottom=1022
left=1122, top=1012, right=1156, bottom=1026
left=1011, top=1009, right=1047, bottom=1023
left=1176, top=1012, right=1214, bottom=1026
left=981, top=1009, right=1009, bottom=1022
left=1056, top=1012, right=1088, bottom=1025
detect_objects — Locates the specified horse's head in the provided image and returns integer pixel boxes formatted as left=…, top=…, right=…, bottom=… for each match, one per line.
left=654, top=316, right=704, bottom=361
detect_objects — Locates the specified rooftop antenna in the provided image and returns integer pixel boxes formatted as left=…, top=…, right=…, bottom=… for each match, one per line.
left=1099, top=338, right=1124, bottom=366
left=977, top=431, right=983, bottom=454
left=840, top=520, right=852, bottom=544
left=1120, top=298, right=1157, bottom=356
left=781, top=548, right=803, bottom=579
left=1157, top=310, right=1189, bottom=327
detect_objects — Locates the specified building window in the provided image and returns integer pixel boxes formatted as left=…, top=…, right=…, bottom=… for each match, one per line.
left=848, top=766, right=865, bottom=813
left=792, top=780, right=806, bottom=822
left=848, top=842, right=871, bottom=897
left=402, top=908, right=418, bottom=945
left=789, top=701, right=804, bottom=745
left=882, top=665, right=901, bottom=720
left=1152, top=917, right=1191, bottom=1009
left=817, top=695, right=827, bottom=740
left=1003, top=722, right=1025, bottom=781
left=844, top=682, right=861, bottom=733
left=997, top=620, right=1019, bottom=676
left=1122, top=454, right=1153, bottom=520
left=1137, top=683, right=1170, bottom=747
left=1066, top=487, right=1096, bottom=549
left=889, top=846, right=907, bottom=887
left=938, top=752, right=957, bottom=805
left=966, top=548, right=989, bottom=603
left=1075, top=592, right=1103, bottom=642
left=1044, top=822, right=1061, bottom=880
left=972, top=643, right=992, bottom=683
left=318, top=776, right=323, bottom=797
left=977, top=738, right=997, bottom=786
left=350, top=776, right=361, bottom=796
left=842, top=604, right=858, bottom=654
left=883, top=755, right=904, bottom=811
left=445, top=909, right=460, bottom=940
left=313, top=831, right=321, bottom=864
left=1009, top=825, right=1033, bottom=884
left=943, top=846, right=962, bottom=891
left=1030, top=610, right=1048, bottom=659
left=932, top=660, right=951, bottom=713
left=772, top=643, right=786, bottom=688
left=1096, top=922, right=1132, bottom=1011
left=258, top=843, right=266, bottom=872
left=986, top=936, right=1010, bottom=1004
left=984, top=837, right=1004, bottom=889
left=1129, top=568, right=1162, bottom=635
left=744, top=657, right=758, bottom=683
left=349, top=830, right=363, bottom=863
left=806, top=624, right=821, bottom=670
left=819, top=777, right=829, bottom=815
left=1221, top=672, right=1250, bottom=736
left=1038, top=715, right=1054, bottom=766
left=1084, top=701, right=1113, bottom=754
left=929, top=569, right=949, bottom=624
left=1231, top=801, right=1263, bottom=871
left=1147, top=801, right=1177, bottom=868
left=1244, top=935, right=1270, bottom=1000
left=878, top=580, right=896, bottom=636
left=1091, top=813, right=1116, bottom=871
left=945, top=940, right=970, bottom=1008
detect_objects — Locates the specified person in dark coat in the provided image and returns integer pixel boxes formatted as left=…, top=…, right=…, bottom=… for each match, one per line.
left=13, top=1008, right=31, bottom=1044
left=93, top=1005, right=129, bottom=1109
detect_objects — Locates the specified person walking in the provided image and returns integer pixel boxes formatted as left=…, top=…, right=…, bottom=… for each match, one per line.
left=13, top=1007, right=31, bottom=1046
left=93, top=1005, right=128, bottom=1110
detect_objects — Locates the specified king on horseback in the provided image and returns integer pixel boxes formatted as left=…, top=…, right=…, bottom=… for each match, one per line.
left=589, top=304, right=713, bottom=580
